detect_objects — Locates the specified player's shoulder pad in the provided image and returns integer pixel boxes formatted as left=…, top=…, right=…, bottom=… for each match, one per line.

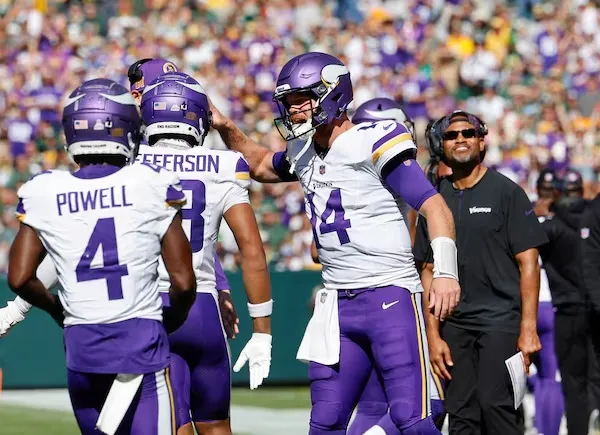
left=132, top=162, right=185, bottom=206
left=17, top=170, right=57, bottom=199
left=361, top=121, right=413, bottom=156
left=205, top=148, right=250, bottom=182
left=134, top=161, right=181, bottom=186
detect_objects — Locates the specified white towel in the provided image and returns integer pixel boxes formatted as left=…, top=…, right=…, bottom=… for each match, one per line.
left=296, top=289, right=340, bottom=365
left=95, top=373, right=144, bottom=435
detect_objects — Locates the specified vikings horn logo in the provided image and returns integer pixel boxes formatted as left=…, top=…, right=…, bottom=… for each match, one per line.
left=163, top=62, right=178, bottom=73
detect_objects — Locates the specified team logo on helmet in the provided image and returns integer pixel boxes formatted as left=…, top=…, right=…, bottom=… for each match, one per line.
left=163, top=62, right=177, bottom=73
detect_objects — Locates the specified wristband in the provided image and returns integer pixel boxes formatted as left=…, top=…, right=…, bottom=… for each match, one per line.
left=248, top=299, right=273, bottom=318
left=431, top=236, right=459, bottom=280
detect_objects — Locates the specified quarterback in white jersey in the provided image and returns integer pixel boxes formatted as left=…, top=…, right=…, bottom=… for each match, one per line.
left=138, top=71, right=273, bottom=435
left=209, top=52, right=460, bottom=434
left=290, top=119, right=422, bottom=292
left=7, top=79, right=196, bottom=435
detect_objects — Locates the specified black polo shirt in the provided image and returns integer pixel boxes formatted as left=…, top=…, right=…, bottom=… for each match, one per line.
left=414, top=169, right=548, bottom=334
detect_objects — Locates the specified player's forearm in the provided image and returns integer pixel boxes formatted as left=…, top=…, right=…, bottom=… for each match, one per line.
left=421, top=264, right=441, bottom=339
left=9, top=278, right=63, bottom=323
left=420, top=194, right=455, bottom=241
left=420, top=195, right=458, bottom=280
left=240, top=250, right=272, bottom=335
left=167, top=280, right=197, bottom=317
left=214, top=119, right=278, bottom=182
left=518, top=257, right=540, bottom=332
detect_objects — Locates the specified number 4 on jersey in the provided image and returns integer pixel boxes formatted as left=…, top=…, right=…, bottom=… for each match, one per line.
left=76, top=217, right=128, bottom=301
left=308, top=189, right=351, bottom=249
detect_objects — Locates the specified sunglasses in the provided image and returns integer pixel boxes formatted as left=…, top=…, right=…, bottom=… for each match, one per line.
left=443, top=128, right=478, bottom=140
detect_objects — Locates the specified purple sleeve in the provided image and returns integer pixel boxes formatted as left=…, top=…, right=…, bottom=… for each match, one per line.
left=214, top=254, right=230, bottom=291
left=383, top=160, right=437, bottom=211
left=272, top=151, right=298, bottom=182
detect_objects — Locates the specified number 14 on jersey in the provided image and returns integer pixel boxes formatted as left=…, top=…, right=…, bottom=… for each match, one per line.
left=307, top=189, right=351, bottom=249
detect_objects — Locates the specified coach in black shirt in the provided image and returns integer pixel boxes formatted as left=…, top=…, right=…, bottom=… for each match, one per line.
left=415, top=111, right=547, bottom=434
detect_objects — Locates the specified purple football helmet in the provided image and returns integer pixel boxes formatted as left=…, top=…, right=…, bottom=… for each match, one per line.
left=140, top=72, right=210, bottom=146
left=62, top=78, right=141, bottom=161
left=273, top=52, right=353, bottom=141
left=128, top=58, right=179, bottom=93
left=353, top=98, right=415, bottom=138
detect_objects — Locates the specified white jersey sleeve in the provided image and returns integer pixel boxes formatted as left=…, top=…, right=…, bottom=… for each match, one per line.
left=139, top=162, right=187, bottom=238
left=365, top=121, right=417, bottom=176
left=222, top=154, right=251, bottom=213
left=16, top=171, right=55, bottom=232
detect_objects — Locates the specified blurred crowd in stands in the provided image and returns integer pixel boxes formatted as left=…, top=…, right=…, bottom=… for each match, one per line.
left=1, top=0, right=599, bottom=272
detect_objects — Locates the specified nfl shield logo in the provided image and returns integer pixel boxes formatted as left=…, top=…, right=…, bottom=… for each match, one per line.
left=320, top=292, right=327, bottom=304
left=582, top=227, right=590, bottom=239
left=319, top=165, right=326, bottom=175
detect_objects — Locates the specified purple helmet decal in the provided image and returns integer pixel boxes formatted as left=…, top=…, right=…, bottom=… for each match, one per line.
left=353, top=98, right=415, bottom=138
left=128, top=58, right=179, bottom=92
left=140, top=72, right=210, bottom=146
left=62, top=78, right=141, bottom=160
left=272, top=52, right=353, bottom=141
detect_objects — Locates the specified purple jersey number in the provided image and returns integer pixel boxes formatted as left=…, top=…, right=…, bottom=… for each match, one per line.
left=307, top=189, right=351, bottom=249
left=76, top=217, right=129, bottom=300
left=180, top=179, right=206, bottom=253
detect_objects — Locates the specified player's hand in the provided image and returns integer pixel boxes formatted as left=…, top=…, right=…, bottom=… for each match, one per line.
left=0, top=303, right=25, bottom=337
left=233, top=333, right=272, bottom=390
left=518, top=327, right=542, bottom=374
left=428, top=334, right=453, bottom=380
left=208, top=98, right=226, bottom=129
left=218, top=291, right=240, bottom=339
left=429, top=277, right=461, bottom=321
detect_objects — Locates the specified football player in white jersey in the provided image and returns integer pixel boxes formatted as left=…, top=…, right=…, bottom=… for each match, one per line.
left=127, top=58, right=240, bottom=340
left=343, top=98, right=447, bottom=434
left=7, top=78, right=197, bottom=435
left=138, top=71, right=273, bottom=435
left=209, top=52, right=460, bottom=434
left=0, top=58, right=239, bottom=341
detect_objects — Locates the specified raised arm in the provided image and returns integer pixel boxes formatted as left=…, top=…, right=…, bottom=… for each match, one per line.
left=210, top=101, right=296, bottom=183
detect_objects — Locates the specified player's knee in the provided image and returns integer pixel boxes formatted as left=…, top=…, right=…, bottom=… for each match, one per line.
left=194, top=419, right=231, bottom=435
left=388, top=398, right=414, bottom=427
left=310, top=401, right=346, bottom=431
left=356, top=400, right=388, bottom=418
left=401, top=416, right=441, bottom=435
left=177, top=422, right=195, bottom=435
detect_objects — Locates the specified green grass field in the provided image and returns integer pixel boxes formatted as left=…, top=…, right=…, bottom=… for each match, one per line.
left=0, top=387, right=309, bottom=434
left=231, top=386, right=310, bottom=409
left=0, top=404, right=80, bottom=435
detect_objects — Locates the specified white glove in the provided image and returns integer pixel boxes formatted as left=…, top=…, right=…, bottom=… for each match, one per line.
left=0, top=298, right=31, bottom=337
left=233, top=333, right=272, bottom=390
